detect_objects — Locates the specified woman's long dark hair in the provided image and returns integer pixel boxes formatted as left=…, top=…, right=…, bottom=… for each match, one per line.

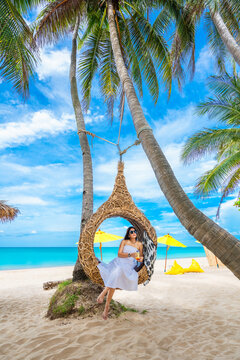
left=124, top=226, right=138, bottom=240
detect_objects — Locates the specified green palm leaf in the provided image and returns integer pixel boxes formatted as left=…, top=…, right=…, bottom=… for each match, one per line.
left=124, top=10, right=159, bottom=103
left=195, top=151, right=240, bottom=196
left=34, top=0, right=86, bottom=46
left=0, top=0, right=38, bottom=98
left=99, top=34, right=120, bottom=121
left=182, top=128, right=240, bottom=163
left=182, top=74, right=240, bottom=215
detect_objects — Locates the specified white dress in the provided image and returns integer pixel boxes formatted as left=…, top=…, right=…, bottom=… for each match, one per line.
left=97, top=244, right=139, bottom=291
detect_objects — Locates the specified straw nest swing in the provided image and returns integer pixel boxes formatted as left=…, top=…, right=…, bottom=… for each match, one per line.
left=78, top=160, right=158, bottom=286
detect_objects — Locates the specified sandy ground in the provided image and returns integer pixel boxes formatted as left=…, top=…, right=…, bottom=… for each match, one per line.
left=0, top=258, right=240, bottom=360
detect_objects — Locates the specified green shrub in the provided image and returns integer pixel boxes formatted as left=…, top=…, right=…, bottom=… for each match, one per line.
left=58, top=280, right=72, bottom=291
left=53, top=294, right=78, bottom=316
left=78, top=305, right=85, bottom=315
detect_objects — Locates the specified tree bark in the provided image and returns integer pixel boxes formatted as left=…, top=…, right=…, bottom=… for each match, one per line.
left=210, top=9, right=240, bottom=66
left=70, top=16, right=93, bottom=281
left=107, top=0, right=240, bottom=279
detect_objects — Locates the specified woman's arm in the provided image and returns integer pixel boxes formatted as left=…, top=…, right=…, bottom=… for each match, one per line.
left=118, top=240, right=137, bottom=258
left=138, top=243, right=144, bottom=262
left=139, top=243, right=143, bottom=257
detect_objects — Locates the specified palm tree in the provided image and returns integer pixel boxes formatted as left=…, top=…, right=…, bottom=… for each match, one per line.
left=181, top=73, right=240, bottom=218
left=34, top=0, right=169, bottom=279
left=34, top=4, right=94, bottom=280
left=34, top=0, right=240, bottom=279
left=106, top=0, right=240, bottom=279
left=70, top=15, right=93, bottom=281
left=171, top=0, right=240, bottom=77
left=0, top=0, right=41, bottom=98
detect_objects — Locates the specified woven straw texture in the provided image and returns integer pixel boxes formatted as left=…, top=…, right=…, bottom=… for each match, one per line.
left=78, top=161, right=157, bottom=286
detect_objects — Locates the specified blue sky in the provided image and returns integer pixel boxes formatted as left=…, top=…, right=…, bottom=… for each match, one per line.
left=0, top=8, right=239, bottom=247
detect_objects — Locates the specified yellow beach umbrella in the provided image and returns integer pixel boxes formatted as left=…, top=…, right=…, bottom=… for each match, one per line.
left=94, top=229, right=122, bottom=261
left=157, top=234, right=187, bottom=272
left=76, top=229, right=122, bottom=260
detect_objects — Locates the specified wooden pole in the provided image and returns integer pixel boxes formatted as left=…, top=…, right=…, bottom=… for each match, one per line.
left=100, top=242, right=103, bottom=261
left=164, top=245, right=170, bottom=272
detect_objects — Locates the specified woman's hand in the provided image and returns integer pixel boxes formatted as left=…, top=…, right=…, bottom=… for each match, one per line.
left=131, top=252, right=138, bottom=258
left=138, top=256, right=144, bottom=262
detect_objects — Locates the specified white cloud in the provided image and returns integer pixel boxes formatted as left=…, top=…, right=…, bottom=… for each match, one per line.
left=153, top=104, right=216, bottom=146
left=200, top=197, right=240, bottom=236
left=153, top=105, right=197, bottom=145
left=5, top=196, right=47, bottom=206
left=37, top=48, right=71, bottom=80
left=84, top=109, right=105, bottom=124
left=195, top=45, right=215, bottom=81
left=94, top=155, right=162, bottom=201
left=0, top=110, right=75, bottom=149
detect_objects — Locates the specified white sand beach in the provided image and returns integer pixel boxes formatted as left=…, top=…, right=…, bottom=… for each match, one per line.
left=1, top=258, right=240, bottom=360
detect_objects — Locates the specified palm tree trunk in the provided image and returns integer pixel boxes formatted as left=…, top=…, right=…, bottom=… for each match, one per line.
left=70, top=15, right=93, bottom=281
left=107, top=0, right=240, bottom=279
left=210, top=9, right=240, bottom=66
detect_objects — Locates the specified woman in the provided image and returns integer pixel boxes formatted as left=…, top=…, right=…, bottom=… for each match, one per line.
left=97, top=226, right=144, bottom=320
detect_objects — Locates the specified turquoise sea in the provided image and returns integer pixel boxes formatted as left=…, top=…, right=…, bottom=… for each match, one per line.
left=0, top=246, right=206, bottom=270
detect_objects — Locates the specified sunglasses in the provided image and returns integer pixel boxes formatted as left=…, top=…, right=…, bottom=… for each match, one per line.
left=129, top=230, right=136, bottom=234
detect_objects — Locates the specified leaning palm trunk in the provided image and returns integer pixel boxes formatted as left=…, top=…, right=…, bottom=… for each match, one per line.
left=70, top=16, right=93, bottom=281
left=210, top=9, right=240, bottom=66
left=107, top=0, right=240, bottom=279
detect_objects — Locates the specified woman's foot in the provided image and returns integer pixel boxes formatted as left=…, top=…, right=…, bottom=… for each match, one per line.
left=102, top=305, right=109, bottom=320
left=97, top=294, right=104, bottom=304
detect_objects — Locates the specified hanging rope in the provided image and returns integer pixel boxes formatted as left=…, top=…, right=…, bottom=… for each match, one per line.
left=77, top=129, right=117, bottom=146
left=77, top=91, right=141, bottom=158
left=78, top=128, right=141, bottom=159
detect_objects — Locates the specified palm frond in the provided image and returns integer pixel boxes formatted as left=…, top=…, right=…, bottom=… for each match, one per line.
left=78, top=20, right=104, bottom=110
left=197, top=99, right=240, bottom=126
left=195, top=74, right=240, bottom=126
left=34, top=0, right=86, bottom=46
left=0, top=0, right=38, bottom=98
left=170, top=0, right=204, bottom=83
left=0, top=200, right=20, bottom=223
left=220, top=0, right=240, bottom=41
left=13, top=0, right=44, bottom=14
left=195, top=151, right=240, bottom=196
left=217, top=141, right=240, bottom=161
left=182, top=128, right=240, bottom=163
left=123, top=9, right=159, bottom=103
left=205, top=11, right=227, bottom=74
left=206, top=74, right=240, bottom=101
left=99, top=33, right=120, bottom=121
left=134, top=10, right=173, bottom=94
left=119, top=10, right=143, bottom=97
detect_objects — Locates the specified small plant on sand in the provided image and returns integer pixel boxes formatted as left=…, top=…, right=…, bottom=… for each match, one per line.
left=78, top=305, right=85, bottom=315
left=110, top=300, right=139, bottom=317
left=47, top=280, right=143, bottom=320
left=58, top=280, right=72, bottom=291
left=120, top=304, right=138, bottom=313
left=53, top=294, right=79, bottom=317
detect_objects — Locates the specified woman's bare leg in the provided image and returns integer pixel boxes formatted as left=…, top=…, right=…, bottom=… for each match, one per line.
left=102, top=287, right=115, bottom=320
left=97, top=287, right=109, bottom=304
